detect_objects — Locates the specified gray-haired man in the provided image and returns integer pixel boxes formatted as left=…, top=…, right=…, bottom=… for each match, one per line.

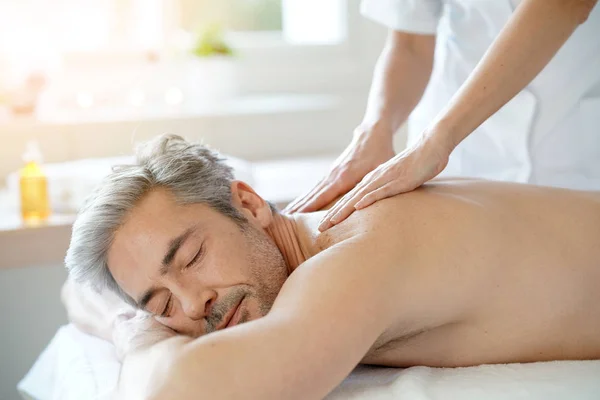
left=63, top=134, right=600, bottom=400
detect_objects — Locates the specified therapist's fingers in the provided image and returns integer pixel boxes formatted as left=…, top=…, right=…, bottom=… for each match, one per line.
left=295, top=172, right=362, bottom=213
left=285, top=168, right=357, bottom=214
left=320, top=176, right=366, bottom=221
left=317, top=188, right=357, bottom=231
left=319, top=175, right=385, bottom=231
left=323, top=171, right=378, bottom=219
left=284, top=178, right=329, bottom=213
left=355, top=182, right=403, bottom=210
left=293, top=183, right=342, bottom=213
left=321, top=183, right=378, bottom=230
left=284, top=179, right=325, bottom=212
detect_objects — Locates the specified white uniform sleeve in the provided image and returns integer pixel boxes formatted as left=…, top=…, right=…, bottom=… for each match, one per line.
left=360, top=0, right=443, bottom=35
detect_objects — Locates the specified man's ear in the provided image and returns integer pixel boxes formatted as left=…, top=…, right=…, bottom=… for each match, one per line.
left=230, top=181, right=273, bottom=228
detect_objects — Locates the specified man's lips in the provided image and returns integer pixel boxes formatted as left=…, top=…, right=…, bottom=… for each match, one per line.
left=216, top=296, right=244, bottom=331
left=226, top=297, right=245, bottom=329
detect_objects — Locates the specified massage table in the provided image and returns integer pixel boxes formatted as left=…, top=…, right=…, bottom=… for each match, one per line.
left=18, top=324, right=600, bottom=400
left=14, top=155, right=600, bottom=399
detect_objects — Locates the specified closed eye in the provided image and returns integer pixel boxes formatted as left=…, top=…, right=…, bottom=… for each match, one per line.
left=160, top=295, right=173, bottom=318
left=185, top=242, right=205, bottom=269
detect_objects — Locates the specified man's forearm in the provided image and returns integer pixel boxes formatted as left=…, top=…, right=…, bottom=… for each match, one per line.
left=121, top=317, right=361, bottom=400
left=361, top=30, right=435, bottom=137
left=431, top=0, right=597, bottom=149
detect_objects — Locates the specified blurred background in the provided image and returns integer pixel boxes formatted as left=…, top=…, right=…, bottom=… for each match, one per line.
left=0, top=1, right=401, bottom=399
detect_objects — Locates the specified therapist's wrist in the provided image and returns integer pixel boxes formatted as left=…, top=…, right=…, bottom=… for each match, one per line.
left=421, top=123, right=458, bottom=157
left=354, top=119, right=395, bottom=141
left=427, top=111, right=475, bottom=151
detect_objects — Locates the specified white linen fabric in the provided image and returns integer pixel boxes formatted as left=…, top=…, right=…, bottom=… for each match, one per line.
left=19, top=324, right=600, bottom=400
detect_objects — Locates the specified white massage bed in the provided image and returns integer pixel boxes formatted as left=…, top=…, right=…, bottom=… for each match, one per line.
left=14, top=156, right=600, bottom=399
left=18, top=324, right=600, bottom=400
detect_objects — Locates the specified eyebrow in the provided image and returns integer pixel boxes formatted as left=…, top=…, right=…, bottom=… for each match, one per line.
left=136, top=226, right=197, bottom=310
left=161, top=227, right=196, bottom=271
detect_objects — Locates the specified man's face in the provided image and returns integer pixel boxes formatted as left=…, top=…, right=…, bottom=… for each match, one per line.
left=107, top=187, right=288, bottom=337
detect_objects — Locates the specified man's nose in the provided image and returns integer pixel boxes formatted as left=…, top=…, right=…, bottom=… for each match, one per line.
left=180, top=288, right=217, bottom=321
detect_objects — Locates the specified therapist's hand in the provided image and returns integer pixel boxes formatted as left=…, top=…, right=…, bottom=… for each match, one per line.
left=318, top=133, right=451, bottom=231
left=284, top=126, right=395, bottom=213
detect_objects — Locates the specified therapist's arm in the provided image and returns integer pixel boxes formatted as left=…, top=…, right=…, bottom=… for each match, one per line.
left=318, top=0, right=597, bottom=231
left=285, top=30, right=435, bottom=213
left=433, top=0, right=597, bottom=149
left=362, top=30, right=436, bottom=141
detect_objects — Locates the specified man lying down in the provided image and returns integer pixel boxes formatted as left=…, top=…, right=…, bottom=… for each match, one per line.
left=62, top=134, right=600, bottom=400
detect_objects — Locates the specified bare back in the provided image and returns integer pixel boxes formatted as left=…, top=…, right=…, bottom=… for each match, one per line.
left=317, top=179, right=600, bottom=367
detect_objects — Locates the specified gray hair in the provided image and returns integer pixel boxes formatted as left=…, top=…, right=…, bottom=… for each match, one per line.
left=65, top=134, right=246, bottom=304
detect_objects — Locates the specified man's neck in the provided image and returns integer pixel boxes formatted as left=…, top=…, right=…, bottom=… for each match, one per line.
left=265, top=212, right=323, bottom=274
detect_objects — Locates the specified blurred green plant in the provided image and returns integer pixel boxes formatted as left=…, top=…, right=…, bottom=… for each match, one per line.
left=180, top=0, right=282, bottom=33
left=191, top=25, right=234, bottom=58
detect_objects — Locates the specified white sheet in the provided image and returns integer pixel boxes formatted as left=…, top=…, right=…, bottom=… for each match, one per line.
left=19, top=324, right=600, bottom=400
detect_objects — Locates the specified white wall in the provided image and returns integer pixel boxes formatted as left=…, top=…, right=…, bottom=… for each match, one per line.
left=0, top=94, right=366, bottom=184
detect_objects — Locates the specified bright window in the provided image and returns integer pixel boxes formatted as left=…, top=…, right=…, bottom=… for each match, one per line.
left=0, top=0, right=346, bottom=56
left=0, top=0, right=356, bottom=119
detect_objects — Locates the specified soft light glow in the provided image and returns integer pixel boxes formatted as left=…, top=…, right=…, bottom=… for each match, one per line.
left=165, top=87, right=183, bottom=105
left=0, top=0, right=166, bottom=58
left=131, top=0, right=165, bottom=50
left=128, top=89, right=146, bottom=107
left=75, top=92, right=94, bottom=109
left=282, top=0, right=346, bottom=44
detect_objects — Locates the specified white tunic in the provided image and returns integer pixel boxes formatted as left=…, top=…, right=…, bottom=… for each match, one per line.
left=361, top=0, right=600, bottom=190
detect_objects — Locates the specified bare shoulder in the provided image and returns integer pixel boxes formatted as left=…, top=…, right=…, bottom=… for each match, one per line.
left=304, top=215, right=464, bottom=339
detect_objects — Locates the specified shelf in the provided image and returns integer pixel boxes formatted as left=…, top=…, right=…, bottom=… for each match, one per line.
left=0, top=93, right=340, bottom=129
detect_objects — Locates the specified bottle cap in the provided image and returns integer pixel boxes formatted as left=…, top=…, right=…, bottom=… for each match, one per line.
left=23, top=140, right=43, bottom=163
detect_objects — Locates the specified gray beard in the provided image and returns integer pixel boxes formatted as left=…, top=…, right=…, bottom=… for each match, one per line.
left=204, top=223, right=288, bottom=333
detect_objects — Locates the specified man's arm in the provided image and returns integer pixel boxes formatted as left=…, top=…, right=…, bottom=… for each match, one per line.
left=114, top=238, right=434, bottom=400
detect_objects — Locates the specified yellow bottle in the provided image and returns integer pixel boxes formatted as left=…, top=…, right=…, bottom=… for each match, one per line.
left=19, top=141, right=50, bottom=223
